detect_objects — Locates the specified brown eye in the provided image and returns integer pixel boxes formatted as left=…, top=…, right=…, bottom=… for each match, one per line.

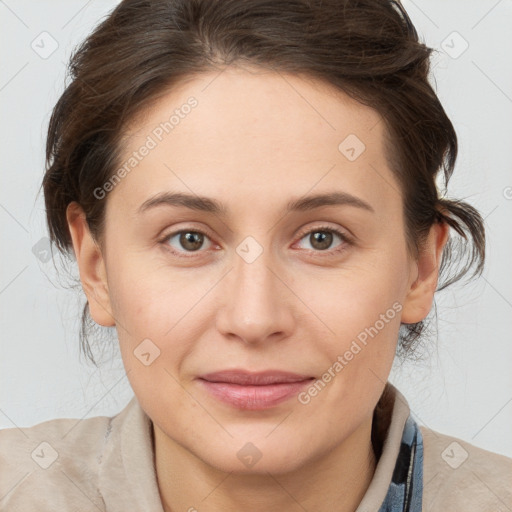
left=161, top=229, right=214, bottom=255
left=308, top=231, right=334, bottom=251
left=295, top=226, right=352, bottom=255
left=178, top=231, right=205, bottom=251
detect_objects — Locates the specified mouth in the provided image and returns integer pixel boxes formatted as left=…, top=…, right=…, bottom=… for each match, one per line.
left=197, top=369, right=315, bottom=410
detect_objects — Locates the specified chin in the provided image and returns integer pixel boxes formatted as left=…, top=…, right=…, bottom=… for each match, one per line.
left=189, top=434, right=310, bottom=476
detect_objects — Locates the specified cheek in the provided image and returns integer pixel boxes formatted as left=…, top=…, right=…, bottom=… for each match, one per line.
left=302, top=249, right=407, bottom=387
left=108, top=267, right=197, bottom=414
left=107, top=254, right=202, bottom=333
left=106, top=257, right=223, bottom=380
left=309, top=258, right=405, bottom=341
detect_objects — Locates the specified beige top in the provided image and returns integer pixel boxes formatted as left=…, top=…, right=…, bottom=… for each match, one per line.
left=1, top=383, right=511, bottom=511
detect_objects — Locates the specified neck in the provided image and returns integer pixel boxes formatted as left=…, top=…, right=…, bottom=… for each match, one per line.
left=154, top=415, right=377, bottom=512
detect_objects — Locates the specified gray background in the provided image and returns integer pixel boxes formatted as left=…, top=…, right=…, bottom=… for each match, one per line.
left=1, top=0, right=511, bottom=458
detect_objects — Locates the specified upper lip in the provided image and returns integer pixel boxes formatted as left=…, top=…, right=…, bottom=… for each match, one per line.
left=199, top=369, right=314, bottom=386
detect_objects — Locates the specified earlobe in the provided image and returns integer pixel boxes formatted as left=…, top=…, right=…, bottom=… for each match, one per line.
left=66, top=202, right=116, bottom=327
left=401, top=220, right=450, bottom=324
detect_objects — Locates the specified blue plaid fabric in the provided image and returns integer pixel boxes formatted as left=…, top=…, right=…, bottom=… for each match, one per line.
left=378, top=416, right=423, bottom=511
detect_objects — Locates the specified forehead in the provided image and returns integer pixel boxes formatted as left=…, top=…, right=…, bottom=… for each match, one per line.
left=123, top=66, right=385, bottom=149
left=109, top=66, right=399, bottom=218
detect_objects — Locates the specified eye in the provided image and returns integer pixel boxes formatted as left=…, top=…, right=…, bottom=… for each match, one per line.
left=160, top=228, right=215, bottom=257
left=294, top=225, right=352, bottom=255
left=158, top=224, right=353, bottom=258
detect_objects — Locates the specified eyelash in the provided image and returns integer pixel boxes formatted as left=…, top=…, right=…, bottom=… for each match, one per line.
left=158, top=225, right=353, bottom=259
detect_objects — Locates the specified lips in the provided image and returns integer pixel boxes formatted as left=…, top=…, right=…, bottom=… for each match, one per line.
left=197, top=369, right=315, bottom=410
left=199, top=369, right=313, bottom=385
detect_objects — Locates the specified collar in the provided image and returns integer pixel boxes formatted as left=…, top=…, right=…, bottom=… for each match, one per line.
left=98, top=383, right=422, bottom=511
left=357, top=384, right=423, bottom=512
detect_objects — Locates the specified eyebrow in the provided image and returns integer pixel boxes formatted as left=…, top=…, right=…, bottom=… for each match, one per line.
left=137, top=191, right=375, bottom=216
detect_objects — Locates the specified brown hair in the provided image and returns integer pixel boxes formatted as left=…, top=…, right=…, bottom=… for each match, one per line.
left=39, top=0, right=485, bottom=366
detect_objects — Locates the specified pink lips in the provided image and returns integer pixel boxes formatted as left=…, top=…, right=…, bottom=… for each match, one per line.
left=198, top=369, right=315, bottom=410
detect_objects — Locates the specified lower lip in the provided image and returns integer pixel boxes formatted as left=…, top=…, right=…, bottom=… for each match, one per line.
left=198, top=379, right=314, bottom=410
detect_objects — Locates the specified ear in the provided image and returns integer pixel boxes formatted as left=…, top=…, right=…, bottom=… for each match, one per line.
left=401, top=220, right=450, bottom=324
left=66, top=202, right=116, bottom=327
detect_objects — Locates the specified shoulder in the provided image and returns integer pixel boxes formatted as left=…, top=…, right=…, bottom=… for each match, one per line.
left=420, top=426, right=512, bottom=511
left=0, top=400, right=134, bottom=511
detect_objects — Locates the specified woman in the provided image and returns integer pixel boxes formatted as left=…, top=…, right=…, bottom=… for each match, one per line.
left=1, top=0, right=511, bottom=510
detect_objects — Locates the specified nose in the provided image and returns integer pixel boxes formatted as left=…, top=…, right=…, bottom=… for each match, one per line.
left=215, top=242, right=295, bottom=346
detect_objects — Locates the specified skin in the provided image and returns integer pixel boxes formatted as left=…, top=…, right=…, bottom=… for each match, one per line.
left=67, top=65, right=449, bottom=511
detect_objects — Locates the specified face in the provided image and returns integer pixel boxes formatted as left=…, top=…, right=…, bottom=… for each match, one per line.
left=68, top=65, right=445, bottom=475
